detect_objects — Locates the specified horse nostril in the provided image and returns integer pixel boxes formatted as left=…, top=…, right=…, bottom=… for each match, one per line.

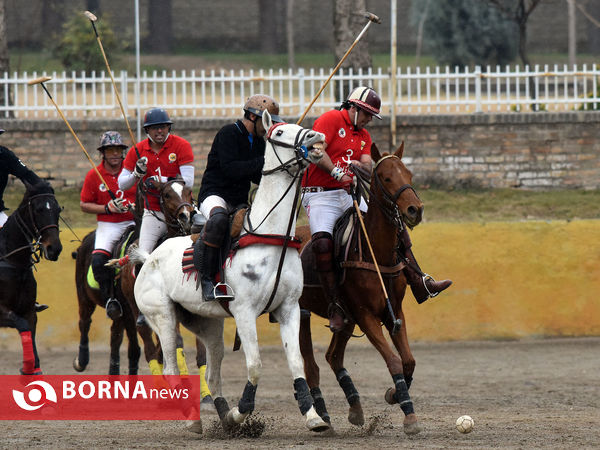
left=407, top=206, right=418, bottom=218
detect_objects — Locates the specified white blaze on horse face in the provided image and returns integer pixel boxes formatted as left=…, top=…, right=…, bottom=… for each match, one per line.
left=170, top=181, right=184, bottom=198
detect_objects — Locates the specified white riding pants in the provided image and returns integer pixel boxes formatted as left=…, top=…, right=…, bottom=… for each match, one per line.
left=199, top=195, right=232, bottom=219
left=139, top=209, right=167, bottom=254
left=302, top=189, right=367, bottom=236
left=0, top=211, right=7, bottom=227
left=94, top=220, right=135, bottom=252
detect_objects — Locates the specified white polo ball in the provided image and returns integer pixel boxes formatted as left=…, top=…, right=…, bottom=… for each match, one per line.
left=455, top=415, right=474, bottom=434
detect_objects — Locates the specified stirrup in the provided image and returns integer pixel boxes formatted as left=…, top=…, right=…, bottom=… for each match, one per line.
left=212, top=282, right=235, bottom=301
left=422, top=274, right=439, bottom=298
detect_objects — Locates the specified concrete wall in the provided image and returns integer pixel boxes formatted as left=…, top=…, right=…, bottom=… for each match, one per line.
left=3, top=111, right=599, bottom=190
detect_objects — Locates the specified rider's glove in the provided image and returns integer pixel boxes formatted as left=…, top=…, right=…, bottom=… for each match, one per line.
left=133, top=157, right=148, bottom=178
left=106, top=198, right=129, bottom=214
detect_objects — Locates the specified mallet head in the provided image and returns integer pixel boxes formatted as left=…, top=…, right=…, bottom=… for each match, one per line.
left=84, top=10, right=98, bottom=21
left=364, top=11, right=381, bottom=24
left=27, top=76, right=52, bottom=86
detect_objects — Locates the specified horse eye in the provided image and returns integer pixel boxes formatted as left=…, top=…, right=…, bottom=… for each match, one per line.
left=165, top=193, right=171, bottom=199
left=384, top=177, right=391, bottom=182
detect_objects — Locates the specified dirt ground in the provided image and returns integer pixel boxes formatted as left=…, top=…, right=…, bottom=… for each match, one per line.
left=1, top=337, right=599, bottom=449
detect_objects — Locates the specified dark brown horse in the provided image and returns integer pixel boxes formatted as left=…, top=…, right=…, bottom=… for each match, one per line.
left=0, top=181, right=63, bottom=374
left=297, top=142, right=423, bottom=435
left=73, top=177, right=195, bottom=375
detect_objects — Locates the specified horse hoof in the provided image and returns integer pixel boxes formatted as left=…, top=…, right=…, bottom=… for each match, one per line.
left=201, top=395, right=216, bottom=413
left=403, top=413, right=421, bottom=435
left=305, top=407, right=330, bottom=433
left=185, top=419, right=202, bottom=434
left=384, top=387, right=397, bottom=404
left=348, top=402, right=364, bottom=426
left=73, top=357, right=86, bottom=372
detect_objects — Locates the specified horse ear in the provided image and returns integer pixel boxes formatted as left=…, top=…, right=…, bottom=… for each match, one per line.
left=371, top=142, right=382, bottom=162
left=395, top=141, right=405, bottom=159
left=262, top=110, right=273, bottom=135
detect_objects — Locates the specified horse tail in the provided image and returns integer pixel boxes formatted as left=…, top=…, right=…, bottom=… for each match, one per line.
left=127, top=244, right=150, bottom=265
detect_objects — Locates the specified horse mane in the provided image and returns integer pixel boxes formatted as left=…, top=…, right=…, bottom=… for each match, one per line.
left=19, top=180, right=54, bottom=208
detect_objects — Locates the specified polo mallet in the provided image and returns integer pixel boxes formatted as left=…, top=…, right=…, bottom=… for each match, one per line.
left=27, top=76, right=117, bottom=201
left=296, top=11, right=381, bottom=125
left=350, top=189, right=402, bottom=335
left=84, top=10, right=141, bottom=159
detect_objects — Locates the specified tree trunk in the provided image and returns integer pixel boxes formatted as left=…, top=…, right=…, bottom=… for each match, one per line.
left=145, top=0, right=172, bottom=53
left=586, top=0, right=600, bottom=55
left=567, top=0, right=576, bottom=67
left=286, top=0, right=295, bottom=69
left=0, top=0, right=11, bottom=115
left=334, top=0, right=372, bottom=101
left=259, top=0, right=285, bottom=53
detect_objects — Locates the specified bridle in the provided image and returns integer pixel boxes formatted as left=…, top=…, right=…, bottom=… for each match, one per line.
left=140, top=178, right=193, bottom=235
left=357, top=155, right=420, bottom=230
left=0, top=193, right=60, bottom=264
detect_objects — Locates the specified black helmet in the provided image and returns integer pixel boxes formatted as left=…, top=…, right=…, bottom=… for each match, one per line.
left=344, top=86, right=382, bottom=119
left=143, top=108, right=173, bottom=128
left=243, top=94, right=282, bottom=123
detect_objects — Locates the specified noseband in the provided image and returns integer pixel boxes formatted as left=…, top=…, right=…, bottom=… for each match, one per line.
left=158, top=179, right=194, bottom=233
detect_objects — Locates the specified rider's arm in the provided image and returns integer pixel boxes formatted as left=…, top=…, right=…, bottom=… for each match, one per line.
left=2, top=146, right=42, bottom=186
left=80, top=201, right=107, bottom=215
left=118, top=168, right=137, bottom=191
left=179, top=165, right=194, bottom=187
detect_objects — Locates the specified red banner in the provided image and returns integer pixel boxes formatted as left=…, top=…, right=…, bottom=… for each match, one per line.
left=0, top=375, right=200, bottom=420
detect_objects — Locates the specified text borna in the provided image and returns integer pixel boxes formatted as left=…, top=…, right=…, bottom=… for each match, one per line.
left=61, top=381, right=190, bottom=400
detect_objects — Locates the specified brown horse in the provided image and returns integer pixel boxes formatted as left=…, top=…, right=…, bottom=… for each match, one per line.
left=0, top=181, right=63, bottom=374
left=73, top=177, right=195, bottom=375
left=297, top=142, right=423, bottom=435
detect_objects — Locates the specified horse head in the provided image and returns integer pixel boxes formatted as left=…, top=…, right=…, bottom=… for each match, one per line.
left=370, top=142, right=423, bottom=229
left=148, top=177, right=194, bottom=235
left=20, top=180, right=63, bottom=261
left=262, top=110, right=324, bottom=176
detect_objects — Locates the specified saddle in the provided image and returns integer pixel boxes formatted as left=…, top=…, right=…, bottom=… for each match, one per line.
left=87, top=225, right=137, bottom=289
left=181, top=208, right=247, bottom=284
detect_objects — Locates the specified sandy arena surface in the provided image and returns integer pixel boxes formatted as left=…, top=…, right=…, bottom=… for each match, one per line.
left=1, top=337, right=599, bottom=449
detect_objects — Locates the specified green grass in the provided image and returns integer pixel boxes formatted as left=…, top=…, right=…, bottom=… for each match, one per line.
left=11, top=50, right=596, bottom=74
left=3, top=185, right=599, bottom=229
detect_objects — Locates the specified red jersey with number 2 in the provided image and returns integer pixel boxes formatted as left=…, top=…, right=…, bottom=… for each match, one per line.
left=302, top=108, right=372, bottom=189
left=123, top=135, right=194, bottom=211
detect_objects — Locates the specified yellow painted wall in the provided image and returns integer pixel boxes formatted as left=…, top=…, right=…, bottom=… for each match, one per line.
left=1, top=220, right=598, bottom=350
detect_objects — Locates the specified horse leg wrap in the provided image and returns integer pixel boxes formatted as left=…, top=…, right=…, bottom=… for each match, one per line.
left=77, top=343, right=90, bottom=368
left=392, top=373, right=414, bottom=416
left=199, top=365, right=212, bottom=398
left=20, top=331, right=35, bottom=374
left=214, top=396, right=231, bottom=421
left=310, top=387, right=330, bottom=424
left=294, top=378, right=313, bottom=416
left=176, top=347, right=189, bottom=375
left=238, top=381, right=257, bottom=415
left=336, top=368, right=360, bottom=406
left=148, top=359, right=162, bottom=375
left=109, top=358, right=120, bottom=376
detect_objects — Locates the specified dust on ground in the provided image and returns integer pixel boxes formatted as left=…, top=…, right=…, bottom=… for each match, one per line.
left=1, top=337, right=599, bottom=449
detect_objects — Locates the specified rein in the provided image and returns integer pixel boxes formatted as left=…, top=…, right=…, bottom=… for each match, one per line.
left=139, top=179, right=193, bottom=235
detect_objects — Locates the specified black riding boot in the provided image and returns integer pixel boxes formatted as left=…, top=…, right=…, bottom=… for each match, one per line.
left=197, top=241, right=220, bottom=301
left=399, top=228, right=452, bottom=304
left=91, top=252, right=122, bottom=320
left=312, top=232, right=345, bottom=332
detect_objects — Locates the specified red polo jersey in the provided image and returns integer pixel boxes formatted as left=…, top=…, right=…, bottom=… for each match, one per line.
left=302, top=108, right=372, bottom=189
left=123, top=135, right=194, bottom=210
left=80, top=162, right=136, bottom=223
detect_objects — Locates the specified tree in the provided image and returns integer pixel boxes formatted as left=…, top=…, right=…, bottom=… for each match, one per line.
left=334, top=0, right=372, bottom=100
left=145, top=0, right=172, bottom=53
left=410, top=0, right=518, bottom=67
left=0, top=0, right=9, bottom=113
left=486, top=0, right=543, bottom=68
left=286, top=0, right=296, bottom=69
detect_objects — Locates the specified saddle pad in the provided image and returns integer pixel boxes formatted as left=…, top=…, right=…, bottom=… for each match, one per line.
left=182, top=246, right=196, bottom=277
left=86, top=265, right=100, bottom=290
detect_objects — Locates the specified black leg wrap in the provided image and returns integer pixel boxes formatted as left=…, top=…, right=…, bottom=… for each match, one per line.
left=294, top=378, right=313, bottom=416
left=336, top=368, right=360, bottom=406
left=109, top=358, right=120, bottom=375
left=392, top=373, right=414, bottom=416
left=310, top=387, right=330, bottom=424
left=214, top=396, right=230, bottom=421
left=78, top=343, right=89, bottom=368
left=238, top=381, right=257, bottom=415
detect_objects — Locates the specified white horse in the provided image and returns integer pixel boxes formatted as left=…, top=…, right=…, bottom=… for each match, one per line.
left=131, top=110, right=329, bottom=433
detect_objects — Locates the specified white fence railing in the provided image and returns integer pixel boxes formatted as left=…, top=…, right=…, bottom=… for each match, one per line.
left=2, top=64, right=599, bottom=120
